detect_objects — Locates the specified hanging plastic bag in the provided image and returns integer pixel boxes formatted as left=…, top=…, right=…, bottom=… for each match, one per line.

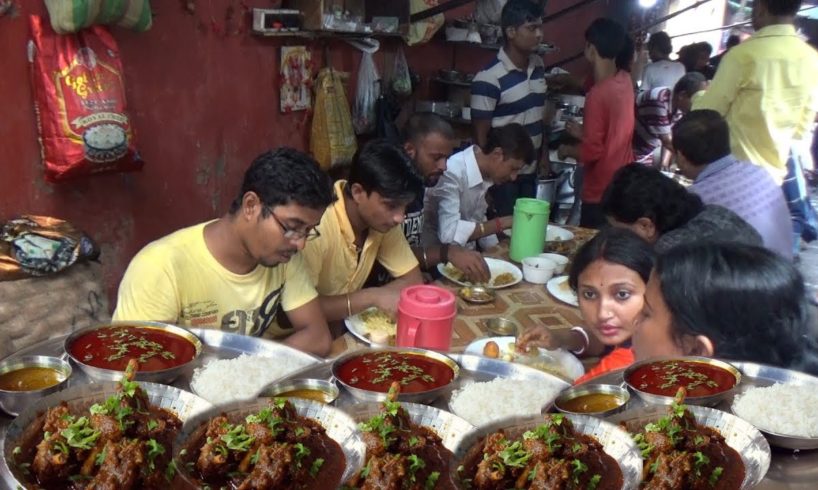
left=352, top=52, right=380, bottom=135
left=310, top=68, right=357, bottom=170
left=405, top=0, right=444, bottom=46
left=391, top=47, right=412, bottom=96
left=475, top=0, right=507, bottom=25
left=0, top=215, right=99, bottom=281
left=29, top=15, right=142, bottom=182
left=44, top=0, right=153, bottom=34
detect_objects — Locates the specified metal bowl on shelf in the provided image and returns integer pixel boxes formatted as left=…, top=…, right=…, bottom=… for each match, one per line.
left=330, top=347, right=460, bottom=404
left=63, top=321, right=203, bottom=385
left=415, top=100, right=462, bottom=119
left=554, top=383, right=629, bottom=417
left=438, top=68, right=461, bottom=81
left=0, top=356, right=72, bottom=417
left=260, top=378, right=340, bottom=404
left=624, top=356, right=742, bottom=407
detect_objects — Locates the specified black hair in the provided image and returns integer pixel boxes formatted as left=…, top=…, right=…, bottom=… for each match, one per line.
left=483, top=123, right=536, bottom=164
left=601, top=164, right=704, bottom=234
left=403, top=112, right=454, bottom=144
left=568, top=227, right=655, bottom=291
left=615, top=34, right=635, bottom=72
left=229, top=148, right=335, bottom=215
left=647, top=31, right=673, bottom=57
left=657, top=243, right=818, bottom=375
left=501, top=0, right=543, bottom=32
left=347, top=139, right=423, bottom=201
left=672, top=110, right=731, bottom=166
left=726, top=34, right=741, bottom=48
left=673, top=71, right=707, bottom=97
left=585, top=18, right=626, bottom=60
left=695, top=41, right=713, bottom=56
left=759, top=0, right=802, bottom=16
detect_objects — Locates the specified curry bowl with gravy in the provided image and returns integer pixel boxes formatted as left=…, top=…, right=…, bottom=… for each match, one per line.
left=624, top=357, right=741, bottom=407
left=554, top=384, right=630, bottom=417
left=0, top=356, right=72, bottom=416
left=64, top=321, right=203, bottom=384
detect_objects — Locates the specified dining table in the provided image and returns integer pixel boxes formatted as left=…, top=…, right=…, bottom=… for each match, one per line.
left=328, top=225, right=598, bottom=359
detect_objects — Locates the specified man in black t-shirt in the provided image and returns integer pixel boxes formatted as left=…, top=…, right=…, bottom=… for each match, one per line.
left=368, top=113, right=490, bottom=286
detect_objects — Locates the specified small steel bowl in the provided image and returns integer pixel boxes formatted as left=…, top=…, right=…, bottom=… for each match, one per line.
left=458, top=286, right=496, bottom=304
left=0, top=356, right=72, bottom=417
left=64, top=321, right=203, bottom=384
left=481, top=317, right=518, bottom=336
left=554, top=384, right=630, bottom=417
left=624, top=356, right=742, bottom=407
left=259, top=378, right=340, bottom=404
left=331, top=347, right=460, bottom=404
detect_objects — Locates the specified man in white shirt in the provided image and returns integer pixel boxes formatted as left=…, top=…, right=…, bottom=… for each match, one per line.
left=423, top=124, right=534, bottom=250
left=640, top=31, right=686, bottom=93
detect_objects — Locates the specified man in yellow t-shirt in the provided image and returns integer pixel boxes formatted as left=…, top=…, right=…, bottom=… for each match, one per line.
left=113, top=149, right=337, bottom=356
left=691, top=0, right=818, bottom=184
left=302, top=140, right=424, bottom=322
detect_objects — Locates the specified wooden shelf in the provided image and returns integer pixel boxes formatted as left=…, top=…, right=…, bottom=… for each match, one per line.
left=446, top=40, right=558, bottom=54
left=440, top=115, right=472, bottom=126
left=431, top=77, right=472, bottom=88
left=446, top=40, right=503, bottom=50
left=253, top=29, right=402, bottom=39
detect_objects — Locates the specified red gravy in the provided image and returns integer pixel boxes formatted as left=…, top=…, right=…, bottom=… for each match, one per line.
left=336, top=352, right=454, bottom=393
left=628, top=360, right=737, bottom=398
left=70, top=326, right=196, bottom=372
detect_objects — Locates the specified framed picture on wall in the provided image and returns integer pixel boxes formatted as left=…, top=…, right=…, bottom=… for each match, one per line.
left=280, top=46, right=312, bottom=113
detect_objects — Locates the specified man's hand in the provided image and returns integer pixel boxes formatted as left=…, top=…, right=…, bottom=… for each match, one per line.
left=499, top=216, right=514, bottom=230
left=565, top=120, right=584, bottom=140
left=449, top=245, right=491, bottom=283
left=367, top=286, right=402, bottom=316
left=557, top=144, right=579, bottom=161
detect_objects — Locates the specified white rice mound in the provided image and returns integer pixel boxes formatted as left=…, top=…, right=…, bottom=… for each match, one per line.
left=190, top=354, right=313, bottom=405
left=732, top=383, right=818, bottom=438
left=449, top=378, right=564, bottom=427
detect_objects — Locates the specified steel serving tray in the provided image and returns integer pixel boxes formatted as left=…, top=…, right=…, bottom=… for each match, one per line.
left=173, top=397, right=365, bottom=488
left=586, top=361, right=818, bottom=489
left=346, top=401, right=475, bottom=452
left=451, top=413, right=643, bottom=490
left=1, top=381, right=212, bottom=489
left=610, top=404, right=771, bottom=490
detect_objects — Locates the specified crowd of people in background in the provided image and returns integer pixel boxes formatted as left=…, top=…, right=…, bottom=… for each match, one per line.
left=109, top=0, right=818, bottom=383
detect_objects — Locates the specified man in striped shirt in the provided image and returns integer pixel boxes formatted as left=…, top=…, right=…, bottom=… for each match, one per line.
left=633, top=72, right=707, bottom=167
left=471, top=0, right=547, bottom=217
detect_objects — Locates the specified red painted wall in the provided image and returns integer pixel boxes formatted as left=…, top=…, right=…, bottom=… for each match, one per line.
left=0, top=0, right=607, bottom=308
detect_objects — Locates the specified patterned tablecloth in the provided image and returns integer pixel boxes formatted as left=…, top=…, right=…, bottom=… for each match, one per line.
left=329, top=226, right=598, bottom=357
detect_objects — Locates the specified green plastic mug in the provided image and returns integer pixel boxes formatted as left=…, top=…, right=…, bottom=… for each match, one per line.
left=509, top=198, right=550, bottom=262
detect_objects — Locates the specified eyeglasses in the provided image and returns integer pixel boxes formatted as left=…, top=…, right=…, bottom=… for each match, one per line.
left=266, top=207, right=321, bottom=241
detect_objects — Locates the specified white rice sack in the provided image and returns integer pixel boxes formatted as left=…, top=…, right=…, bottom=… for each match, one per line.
left=449, top=378, right=564, bottom=427
left=190, top=354, right=312, bottom=405
left=732, top=383, right=818, bottom=438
